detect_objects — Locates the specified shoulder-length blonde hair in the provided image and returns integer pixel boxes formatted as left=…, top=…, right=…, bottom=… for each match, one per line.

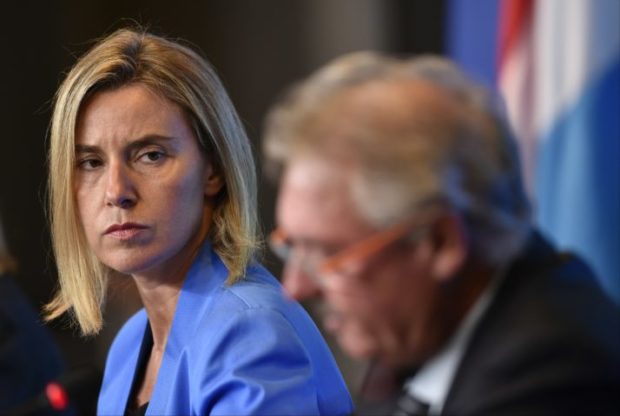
left=45, top=28, right=259, bottom=335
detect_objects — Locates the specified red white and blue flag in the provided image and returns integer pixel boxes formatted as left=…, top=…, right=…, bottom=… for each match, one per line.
left=447, top=0, right=619, bottom=302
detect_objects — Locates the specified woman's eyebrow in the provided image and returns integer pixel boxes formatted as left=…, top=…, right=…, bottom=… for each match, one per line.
left=127, top=134, right=175, bottom=148
left=75, top=135, right=176, bottom=154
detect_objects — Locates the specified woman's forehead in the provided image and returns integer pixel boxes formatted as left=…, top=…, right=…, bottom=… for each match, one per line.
left=75, top=84, right=191, bottom=146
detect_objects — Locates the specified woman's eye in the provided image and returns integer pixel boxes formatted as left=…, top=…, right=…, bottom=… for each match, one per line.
left=138, top=151, right=166, bottom=163
left=77, top=158, right=103, bottom=170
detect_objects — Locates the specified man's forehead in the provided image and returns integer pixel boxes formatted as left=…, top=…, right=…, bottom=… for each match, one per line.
left=284, top=157, right=348, bottom=190
left=280, top=157, right=354, bottom=217
left=277, top=156, right=373, bottom=243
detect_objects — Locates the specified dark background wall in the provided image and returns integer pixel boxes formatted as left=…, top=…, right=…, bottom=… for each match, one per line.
left=0, top=0, right=444, bottom=390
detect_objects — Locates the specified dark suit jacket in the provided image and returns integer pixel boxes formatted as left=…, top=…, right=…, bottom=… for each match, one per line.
left=357, top=232, right=620, bottom=415
left=0, top=274, right=64, bottom=412
left=441, top=232, right=620, bottom=415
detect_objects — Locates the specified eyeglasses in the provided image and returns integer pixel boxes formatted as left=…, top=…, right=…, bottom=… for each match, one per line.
left=269, top=217, right=430, bottom=289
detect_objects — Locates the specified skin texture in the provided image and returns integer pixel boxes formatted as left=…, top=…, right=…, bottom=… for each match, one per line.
left=75, top=83, right=223, bottom=406
left=277, top=157, right=458, bottom=368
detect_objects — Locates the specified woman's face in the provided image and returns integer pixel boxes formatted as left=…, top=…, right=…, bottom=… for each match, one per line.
left=74, top=83, right=222, bottom=279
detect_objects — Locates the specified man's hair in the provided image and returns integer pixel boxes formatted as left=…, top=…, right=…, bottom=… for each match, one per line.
left=45, top=28, right=259, bottom=335
left=264, top=52, right=530, bottom=266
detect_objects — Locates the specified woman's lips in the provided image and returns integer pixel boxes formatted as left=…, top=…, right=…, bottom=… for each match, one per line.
left=104, top=223, right=149, bottom=240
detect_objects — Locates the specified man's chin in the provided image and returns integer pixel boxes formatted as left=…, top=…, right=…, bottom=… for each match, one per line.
left=337, top=333, right=378, bottom=360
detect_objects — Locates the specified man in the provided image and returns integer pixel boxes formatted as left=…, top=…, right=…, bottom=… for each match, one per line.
left=263, top=53, right=620, bottom=415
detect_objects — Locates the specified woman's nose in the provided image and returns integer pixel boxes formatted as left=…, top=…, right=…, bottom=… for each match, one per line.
left=104, top=162, right=137, bottom=209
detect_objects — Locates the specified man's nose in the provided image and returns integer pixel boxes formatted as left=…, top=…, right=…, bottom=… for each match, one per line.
left=104, top=161, right=137, bottom=209
left=281, top=259, right=322, bottom=301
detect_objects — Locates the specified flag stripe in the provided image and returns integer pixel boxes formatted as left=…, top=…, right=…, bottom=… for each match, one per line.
left=538, top=55, right=620, bottom=301
left=497, top=0, right=533, bottom=69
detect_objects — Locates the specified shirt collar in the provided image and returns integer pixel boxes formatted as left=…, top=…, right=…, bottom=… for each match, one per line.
left=404, top=270, right=504, bottom=415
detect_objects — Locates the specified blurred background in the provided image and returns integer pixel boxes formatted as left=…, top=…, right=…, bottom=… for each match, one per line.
left=1, top=0, right=617, bottom=409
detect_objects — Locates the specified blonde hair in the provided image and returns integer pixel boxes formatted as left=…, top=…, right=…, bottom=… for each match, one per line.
left=264, top=52, right=530, bottom=266
left=46, top=28, right=259, bottom=335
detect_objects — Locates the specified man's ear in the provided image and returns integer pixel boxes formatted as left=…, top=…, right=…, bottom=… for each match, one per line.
left=427, top=212, right=468, bottom=282
left=204, top=162, right=224, bottom=197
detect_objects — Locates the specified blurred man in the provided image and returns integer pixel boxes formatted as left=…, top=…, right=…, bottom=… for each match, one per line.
left=263, top=53, right=620, bottom=415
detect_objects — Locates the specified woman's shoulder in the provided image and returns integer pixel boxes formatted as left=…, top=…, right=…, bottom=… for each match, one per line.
left=192, top=263, right=301, bottom=326
left=182, top=264, right=353, bottom=414
left=220, top=263, right=287, bottom=307
left=186, top=261, right=315, bottom=340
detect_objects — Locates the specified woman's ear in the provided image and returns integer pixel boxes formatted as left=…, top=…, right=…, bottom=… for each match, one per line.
left=204, top=162, right=224, bottom=197
left=427, top=212, right=469, bottom=282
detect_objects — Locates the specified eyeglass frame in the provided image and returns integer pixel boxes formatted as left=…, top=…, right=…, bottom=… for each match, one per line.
left=269, top=215, right=433, bottom=285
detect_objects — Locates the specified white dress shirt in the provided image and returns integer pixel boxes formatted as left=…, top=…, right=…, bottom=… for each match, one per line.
left=404, top=273, right=504, bottom=415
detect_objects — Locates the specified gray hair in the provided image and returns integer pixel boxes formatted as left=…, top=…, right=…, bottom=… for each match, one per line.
left=263, top=52, right=531, bottom=265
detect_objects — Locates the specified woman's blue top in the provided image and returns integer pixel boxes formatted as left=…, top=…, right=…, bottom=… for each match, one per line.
left=97, top=242, right=352, bottom=415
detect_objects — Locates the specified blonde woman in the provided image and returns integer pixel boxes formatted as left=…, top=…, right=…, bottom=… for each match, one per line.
left=45, top=28, right=352, bottom=415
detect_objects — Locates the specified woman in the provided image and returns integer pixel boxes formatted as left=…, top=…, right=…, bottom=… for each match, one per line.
left=45, top=28, right=352, bottom=415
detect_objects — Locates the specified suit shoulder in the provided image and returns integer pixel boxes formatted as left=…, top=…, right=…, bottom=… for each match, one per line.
left=210, top=264, right=299, bottom=315
left=444, top=242, right=620, bottom=414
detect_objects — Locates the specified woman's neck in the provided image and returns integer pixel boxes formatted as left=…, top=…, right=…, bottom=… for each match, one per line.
left=135, top=278, right=184, bottom=349
left=132, top=217, right=210, bottom=348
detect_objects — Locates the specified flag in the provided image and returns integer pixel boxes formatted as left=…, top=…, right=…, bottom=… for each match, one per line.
left=447, top=0, right=620, bottom=302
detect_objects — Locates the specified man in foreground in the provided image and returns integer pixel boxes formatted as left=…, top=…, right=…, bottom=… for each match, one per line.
left=263, top=53, right=620, bottom=415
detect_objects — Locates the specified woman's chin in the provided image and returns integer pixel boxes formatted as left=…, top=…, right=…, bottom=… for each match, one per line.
left=101, top=253, right=157, bottom=277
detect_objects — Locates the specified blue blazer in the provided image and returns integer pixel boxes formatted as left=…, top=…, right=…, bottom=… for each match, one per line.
left=98, top=243, right=352, bottom=415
